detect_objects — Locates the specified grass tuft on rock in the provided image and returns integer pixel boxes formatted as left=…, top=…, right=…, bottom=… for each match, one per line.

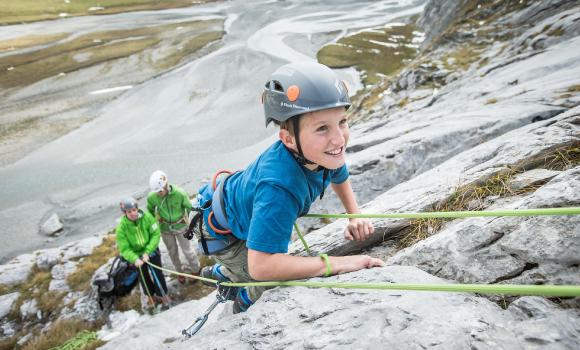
left=20, top=318, right=104, bottom=350
left=67, top=234, right=117, bottom=292
left=398, top=142, right=580, bottom=248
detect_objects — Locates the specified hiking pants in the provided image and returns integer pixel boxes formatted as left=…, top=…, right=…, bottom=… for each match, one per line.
left=138, top=250, right=168, bottom=298
left=212, top=239, right=271, bottom=303
left=161, top=229, right=201, bottom=273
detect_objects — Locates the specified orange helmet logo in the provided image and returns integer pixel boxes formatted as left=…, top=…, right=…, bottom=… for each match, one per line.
left=286, top=85, right=300, bottom=102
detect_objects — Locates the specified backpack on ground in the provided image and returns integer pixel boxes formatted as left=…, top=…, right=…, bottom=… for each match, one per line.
left=93, top=256, right=139, bottom=310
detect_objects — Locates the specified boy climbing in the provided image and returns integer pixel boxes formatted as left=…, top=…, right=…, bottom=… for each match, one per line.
left=191, top=62, right=384, bottom=313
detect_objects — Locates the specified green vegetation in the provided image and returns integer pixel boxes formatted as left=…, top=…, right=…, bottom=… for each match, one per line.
left=318, top=24, right=420, bottom=86
left=7, top=264, right=65, bottom=322
left=21, top=319, right=104, bottom=350
left=485, top=98, right=498, bottom=105
left=442, top=44, right=486, bottom=71
left=543, top=144, right=580, bottom=170
left=398, top=141, right=580, bottom=248
left=0, top=284, right=13, bottom=295
left=67, top=234, right=117, bottom=292
left=0, top=33, right=69, bottom=52
left=0, top=0, right=215, bottom=25
left=0, top=19, right=224, bottom=89
left=547, top=27, right=565, bottom=37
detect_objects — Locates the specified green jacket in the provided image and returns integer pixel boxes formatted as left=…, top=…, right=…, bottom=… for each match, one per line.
left=115, top=209, right=161, bottom=264
left=147, top=184, right=192, bottom=232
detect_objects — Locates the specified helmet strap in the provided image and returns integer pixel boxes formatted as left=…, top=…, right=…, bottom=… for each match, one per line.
left=289, top=117, right=329, bottom=200
left=291, top=117, right=316, bottom=166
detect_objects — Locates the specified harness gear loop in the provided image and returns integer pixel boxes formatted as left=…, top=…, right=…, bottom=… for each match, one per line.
left=209, top=169, right=233, bottom=234
left=208, top=211, right=231, bottom=235
left=212, top=169, right=233, bottom=190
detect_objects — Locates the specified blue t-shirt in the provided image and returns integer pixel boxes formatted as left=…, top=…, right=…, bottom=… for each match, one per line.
left=224, top=140, right=349, bottom=253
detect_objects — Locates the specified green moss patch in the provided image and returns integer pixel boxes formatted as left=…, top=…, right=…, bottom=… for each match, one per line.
left=318, top=23, right=421, bottom=86
left=442, top=43, right=486, bottom=71
left=0, top=0, right=216, bottom=25
left=0, top=33, right=69, bottom=52
left=0, top=19, right=224, bottom=89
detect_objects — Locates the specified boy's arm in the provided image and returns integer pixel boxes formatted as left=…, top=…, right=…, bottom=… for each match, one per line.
left=248, top=248, right=384, bottom=281
left=331, top=180, right=374, bottom=241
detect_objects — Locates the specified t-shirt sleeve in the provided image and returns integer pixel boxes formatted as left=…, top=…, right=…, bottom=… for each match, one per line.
left=330, top=163, right=349, bottom=184
left=246, top=182, right=300, bottom=254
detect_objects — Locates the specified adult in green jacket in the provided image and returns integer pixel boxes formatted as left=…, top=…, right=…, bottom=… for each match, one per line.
left=116, top=197, right=170, bottom=308
left=148, top=170, right=200, bottom=283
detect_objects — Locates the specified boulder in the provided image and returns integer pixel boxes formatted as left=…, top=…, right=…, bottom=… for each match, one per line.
left=40, top=213, right=63, bottom=236
left=0, top=292, right=19, bottom=319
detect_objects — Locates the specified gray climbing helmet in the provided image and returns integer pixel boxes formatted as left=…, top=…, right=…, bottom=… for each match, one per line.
left=262, top=62, right=350, bottom=126
left=120, top=197, right=138, bottom=212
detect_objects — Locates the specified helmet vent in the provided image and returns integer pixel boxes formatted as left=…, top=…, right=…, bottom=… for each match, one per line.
left=272, top=80, right=284, bottom=92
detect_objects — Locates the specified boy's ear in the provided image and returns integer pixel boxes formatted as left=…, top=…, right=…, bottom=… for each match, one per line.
left=279, top=129, right=295, bottom=149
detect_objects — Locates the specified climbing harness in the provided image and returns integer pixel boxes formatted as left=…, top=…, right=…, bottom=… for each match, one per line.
left=181, top=283, right=238, bottom=338
left=184, top=170, right=238, bottom=255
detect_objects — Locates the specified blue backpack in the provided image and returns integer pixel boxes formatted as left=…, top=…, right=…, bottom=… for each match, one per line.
left=93, top=256, right=139, bottom=310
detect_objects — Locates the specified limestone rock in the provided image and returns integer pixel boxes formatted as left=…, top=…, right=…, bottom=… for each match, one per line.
left=40, top=213, right=64, bottom=236
left=0, top=254, right=34, bottom=287
left=0, top=292, right=19, bottom=319
left=509, top=169, right=561, bottom=191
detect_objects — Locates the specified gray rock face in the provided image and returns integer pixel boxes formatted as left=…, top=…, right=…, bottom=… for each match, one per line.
left=389, top=167, right=580, bottom=286
left=168, top=267, right=580, bottom=350
left=508, top=169, right=561, bottom=191
left=0, top=292, right=19, bottom=320
left=0, top=254, right=34, bottom=287
left=49, top=261, right=77, bottom=292
left=19, top=299, right=39, bottom=320
left=417, top=0, right=470, bottom=48
left=34, top=248, right=61, bottom=271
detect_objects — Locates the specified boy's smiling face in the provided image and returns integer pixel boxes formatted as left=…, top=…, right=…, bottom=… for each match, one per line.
left=280, top=106, right=349, bottom=170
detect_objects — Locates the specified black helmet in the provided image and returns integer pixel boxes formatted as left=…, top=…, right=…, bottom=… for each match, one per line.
left=120, top=197, right=138, bottom=212
left=263, top=62, right=350, bottom=126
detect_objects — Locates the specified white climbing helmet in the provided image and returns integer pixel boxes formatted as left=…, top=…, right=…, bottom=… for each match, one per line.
left=149, top=170, right=168, bottom=192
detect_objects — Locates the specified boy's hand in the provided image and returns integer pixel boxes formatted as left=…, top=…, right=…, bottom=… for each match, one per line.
left=134, top=258, right=144, bottom=268
left=331, top=255, right=385, bottom=275
left=142, top=253, right=150, bottom=263
left=344, top=218, right=374, bottom=241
